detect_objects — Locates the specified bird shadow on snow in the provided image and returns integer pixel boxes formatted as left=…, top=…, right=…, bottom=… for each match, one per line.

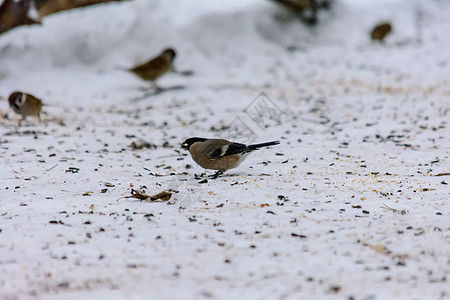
left=194, top=172, right=274, bottom=181
left=130, top=85, right=186, bottom=101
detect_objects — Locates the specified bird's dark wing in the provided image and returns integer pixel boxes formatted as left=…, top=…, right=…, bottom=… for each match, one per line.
left=131, top=56, right=164, bottom=72
left=210, top=142, right=247, bottom=159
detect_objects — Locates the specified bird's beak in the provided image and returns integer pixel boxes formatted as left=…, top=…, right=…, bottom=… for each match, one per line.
left=181, top=143, right=188, bottom=150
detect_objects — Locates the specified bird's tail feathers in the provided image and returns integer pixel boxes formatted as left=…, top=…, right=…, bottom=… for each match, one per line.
left=248, top=141, right=280, bottom=150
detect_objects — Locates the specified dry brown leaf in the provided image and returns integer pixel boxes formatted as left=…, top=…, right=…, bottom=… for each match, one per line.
left=118, top=189, right=177, bottom=202
left=149, top=191, right=173, bottom=201
left=371, top=244, right=389, bottom=255
left=128, top=189, right=150, bottom=201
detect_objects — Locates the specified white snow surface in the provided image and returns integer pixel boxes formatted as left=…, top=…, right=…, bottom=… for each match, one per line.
left=0, top=0, right=449, bottom=299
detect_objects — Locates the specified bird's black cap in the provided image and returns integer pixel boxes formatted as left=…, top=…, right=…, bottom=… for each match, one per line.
left=181, top=137, right=207, bottom=150
left=163, top=48, right=176, bottom=60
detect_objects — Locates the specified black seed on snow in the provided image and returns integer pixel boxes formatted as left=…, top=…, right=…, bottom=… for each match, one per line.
left=291, top=233, right=307, bottom=238
left=58, top=282, right=69, bottom=288
left=329, top=286, right=341, bottom=293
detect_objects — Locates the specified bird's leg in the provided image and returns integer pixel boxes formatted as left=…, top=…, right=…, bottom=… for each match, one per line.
left=138, top=86, right=151, bottom=92
left=37, top=113, right=41, bottom=123
left=19, top=116, right=25, bottom=126
left=137, top=81, right=160, bottom=92
left=153, top=82, right=165, bottom=92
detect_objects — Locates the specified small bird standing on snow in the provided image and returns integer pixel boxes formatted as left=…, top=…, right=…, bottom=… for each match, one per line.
left=127, top=48, right=176, bottom=90
left=8, top=91, right=42, bottom=124
left=181, top=137, right=280, bottom=176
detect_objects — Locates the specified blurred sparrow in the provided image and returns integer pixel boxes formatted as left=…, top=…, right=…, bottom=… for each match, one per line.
left=127, top=48, right=176, bottom=90
left=8, top=91, right=42, bottom=123
left=182, top=137, right=280, bottom=176
left=371, top=22, right=392, bottom=42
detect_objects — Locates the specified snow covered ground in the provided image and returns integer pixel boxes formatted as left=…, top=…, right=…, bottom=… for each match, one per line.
left=0, top=0, right=449, bottom=299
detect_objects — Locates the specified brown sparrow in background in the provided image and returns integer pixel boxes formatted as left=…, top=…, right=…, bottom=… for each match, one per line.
left=371, top=22, right=392, bottom=42
left=128, top=48, right=176, bottom=90
left=8, top=91, right=42, bottom=124
left=182, top=137, right=280, bottom=177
